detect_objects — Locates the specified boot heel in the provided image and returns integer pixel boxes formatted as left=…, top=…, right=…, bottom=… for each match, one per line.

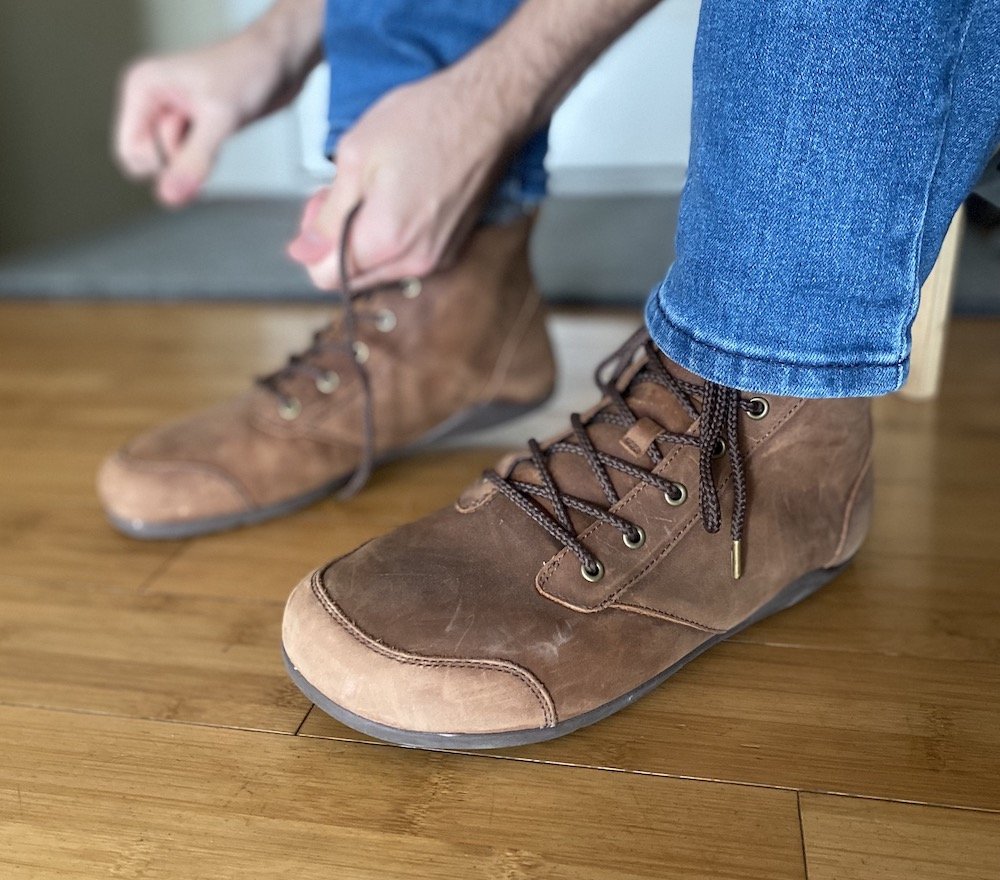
left=481, top=289, right=557, bottom=406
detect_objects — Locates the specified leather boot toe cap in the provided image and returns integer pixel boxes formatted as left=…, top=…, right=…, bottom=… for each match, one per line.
left=281, top=568, right=557, bottom=736
left=97, top=449, right=253, bottom=532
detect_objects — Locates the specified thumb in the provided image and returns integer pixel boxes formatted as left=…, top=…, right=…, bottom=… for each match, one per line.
left=287, top=187, right=333, bottom=263
left=156, top=109, right=232, bottom=206
left=288, top=174, right=362, bottom=277
left=292, top=188, right=365, bottom=290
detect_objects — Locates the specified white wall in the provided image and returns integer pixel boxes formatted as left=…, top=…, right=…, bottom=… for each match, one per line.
left=548, top=0, right=699, bottom=194
left=140, top=0, right=700, bottom=198
left=138, top=0, right=230, bottom=49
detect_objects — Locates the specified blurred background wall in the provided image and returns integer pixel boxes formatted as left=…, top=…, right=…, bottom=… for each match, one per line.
left=0, top=1, right=144, bottom=255
left=0, top=0, right=700, bottom=256
left=0, top=1, right=994, bottom=309
left=205, top=0, right=700, bottom=198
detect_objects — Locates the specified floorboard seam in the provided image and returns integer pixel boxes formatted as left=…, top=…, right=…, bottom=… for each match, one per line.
left=7, top=700, right=1000, bottom=816
left=291, top=734, right=1000, bottom=812
left=136, top=542, right=191, bottom=594
left=293, top=705, right=314, bottom=735
left=796, top=792, right=810, bottom=880
left=0, top=699, right=305, bottom=737
left=725, top=635, right=1000, bottom=665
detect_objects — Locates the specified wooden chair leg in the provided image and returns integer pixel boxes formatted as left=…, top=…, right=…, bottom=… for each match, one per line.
left=898, top=206, right=965, bottom=400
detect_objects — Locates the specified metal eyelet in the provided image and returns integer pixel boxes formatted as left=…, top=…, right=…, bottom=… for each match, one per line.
left=402, top=277, right=422, bottom=299
left=375, top=308, right=397, bottom=332
left=353, top=341, right=370, bottom=364
left=278, top=397, right=301, bottom=421
left=664, top=482, right=688, bottom=506
left=315, top=371, right=340, bottom=394
left=747, top=397, right=770, bottom=420
left=622, top=526, right=646, bottom=550
left=713, top=439, right=727, bottom=459
left=580, top=560, right=605, bottom=583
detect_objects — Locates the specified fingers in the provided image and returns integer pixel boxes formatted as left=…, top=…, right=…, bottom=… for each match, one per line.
left=287, top=174, right=365, bottom=290
left=155, top=108, right=232, bottom=206
left=287, top=187, right=335, bottom=264
left=349, top=233, right=462, bottom=290
left=114, top=65, right=165, bottom=179
left=114, top=60, right=236, bottom=207
left=288, top=193, right=445, bottom=291
left=290, top=178, right=450, bottom=295
left=155, top=112, right=187, bottom=163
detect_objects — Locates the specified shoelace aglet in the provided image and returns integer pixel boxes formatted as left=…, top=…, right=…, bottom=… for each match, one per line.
left=731, top=539, right=743, bottom=580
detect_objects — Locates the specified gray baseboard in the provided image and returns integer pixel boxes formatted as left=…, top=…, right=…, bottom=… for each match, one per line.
left=0, top=194, right=996, bottom=313
left=0, top=195, right=675, bottom=307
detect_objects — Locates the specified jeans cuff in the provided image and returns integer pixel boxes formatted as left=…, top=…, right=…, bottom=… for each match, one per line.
left=645, top=296, right=906, bottom=398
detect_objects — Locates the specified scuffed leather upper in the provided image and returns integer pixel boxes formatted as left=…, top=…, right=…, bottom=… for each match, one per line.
left=98, top=216, right=556, bottom=528
left=283, top=349, right=874, bottom=734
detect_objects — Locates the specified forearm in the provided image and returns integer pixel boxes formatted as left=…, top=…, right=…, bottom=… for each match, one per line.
left=245, top=0, right=326, bottom=81
left=449, top=0, right=662, bottom=144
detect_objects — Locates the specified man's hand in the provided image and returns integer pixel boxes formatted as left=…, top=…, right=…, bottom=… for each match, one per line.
left=114, top=0, right=323, bottom=207
left=287, top=69, right=515, bottom=290
left=288, top=0, right=659, bottom=290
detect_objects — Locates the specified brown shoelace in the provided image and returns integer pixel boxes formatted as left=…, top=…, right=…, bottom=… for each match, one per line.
left=257, top=205, right=388, bottom=498
left=486, top=328, right=760, bottom=581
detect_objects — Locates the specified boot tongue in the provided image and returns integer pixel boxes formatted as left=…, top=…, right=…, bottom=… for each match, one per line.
left=498, top=347, right=702, bottom=530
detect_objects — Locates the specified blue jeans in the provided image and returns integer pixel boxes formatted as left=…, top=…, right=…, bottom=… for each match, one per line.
left=324, top=0, right=548, bottom=223
left=325, top=0, right=1000, bottom=397
left=647, top=0, right=1000, bottom=396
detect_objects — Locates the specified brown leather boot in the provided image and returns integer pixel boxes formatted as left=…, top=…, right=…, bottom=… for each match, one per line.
left=98, top=216, right=555, bottom=538
left=282, top=329, right=874, bottom=748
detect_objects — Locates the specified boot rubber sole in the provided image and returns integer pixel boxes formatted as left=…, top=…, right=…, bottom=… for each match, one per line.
left=283, top=559, right=850, bottom=750
left=105, top=395, right=550, bottom=540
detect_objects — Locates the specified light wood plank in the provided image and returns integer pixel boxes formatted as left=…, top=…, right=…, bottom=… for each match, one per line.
left=937, top=318, right=1000, bottom=390
left=732, top=553, right=1000, bottom=663
left=800, top=793, right=1000, bottom=880
left=301, top=638, right=1000, bottom=812
left=0, top=580, right=307, bottom=731
left=0, top=303, right=335, bottom=593
left=0, top=704, right=806, bottom=880
left=0, top=495, right=181, bottom=593
left=3, top=302, right=1000, bottom=872
left=873, top=396, right=1000, bottom=491
left=862, top=477, right=1000, bottom=565
left=900, top=206, right=965, bottom=401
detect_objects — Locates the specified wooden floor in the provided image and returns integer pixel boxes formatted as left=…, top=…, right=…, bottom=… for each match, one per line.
left=1, top=302, right=999, bottom=879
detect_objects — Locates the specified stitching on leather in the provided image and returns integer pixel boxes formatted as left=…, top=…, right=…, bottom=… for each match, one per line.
left=750, top=398, right=806, bottom=446
left=309, top=568, right=557, bottom=727
left=649, top=301, right=908, bottom=369
left=536, top=398, right=807, bottom=610
left=610, top=601, right=726, bottom=633
left=538, top=509, right=702, bottom=612
left=455, top=486, right=499, bottom=514
left=534, top=440, right=690, bottom=599
left=480, top=286, right=544, bottom=402
left=592, top=399, right=808, bottom=608
left=825, top=443, right=874, bottom=569
left=116, top=451, right=255, bottom=507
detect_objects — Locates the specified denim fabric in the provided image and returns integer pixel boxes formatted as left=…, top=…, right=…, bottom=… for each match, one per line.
left=323, top=0, right=548, bottom=218
left=646, top=0, right=1000, bottom=397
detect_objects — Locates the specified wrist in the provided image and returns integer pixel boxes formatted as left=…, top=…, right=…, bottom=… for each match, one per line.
left=450, top=0, right=661, bottom=140
left=444, top=45, right=539, bottom=154
left=248, top=0, right=324, bottom=82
